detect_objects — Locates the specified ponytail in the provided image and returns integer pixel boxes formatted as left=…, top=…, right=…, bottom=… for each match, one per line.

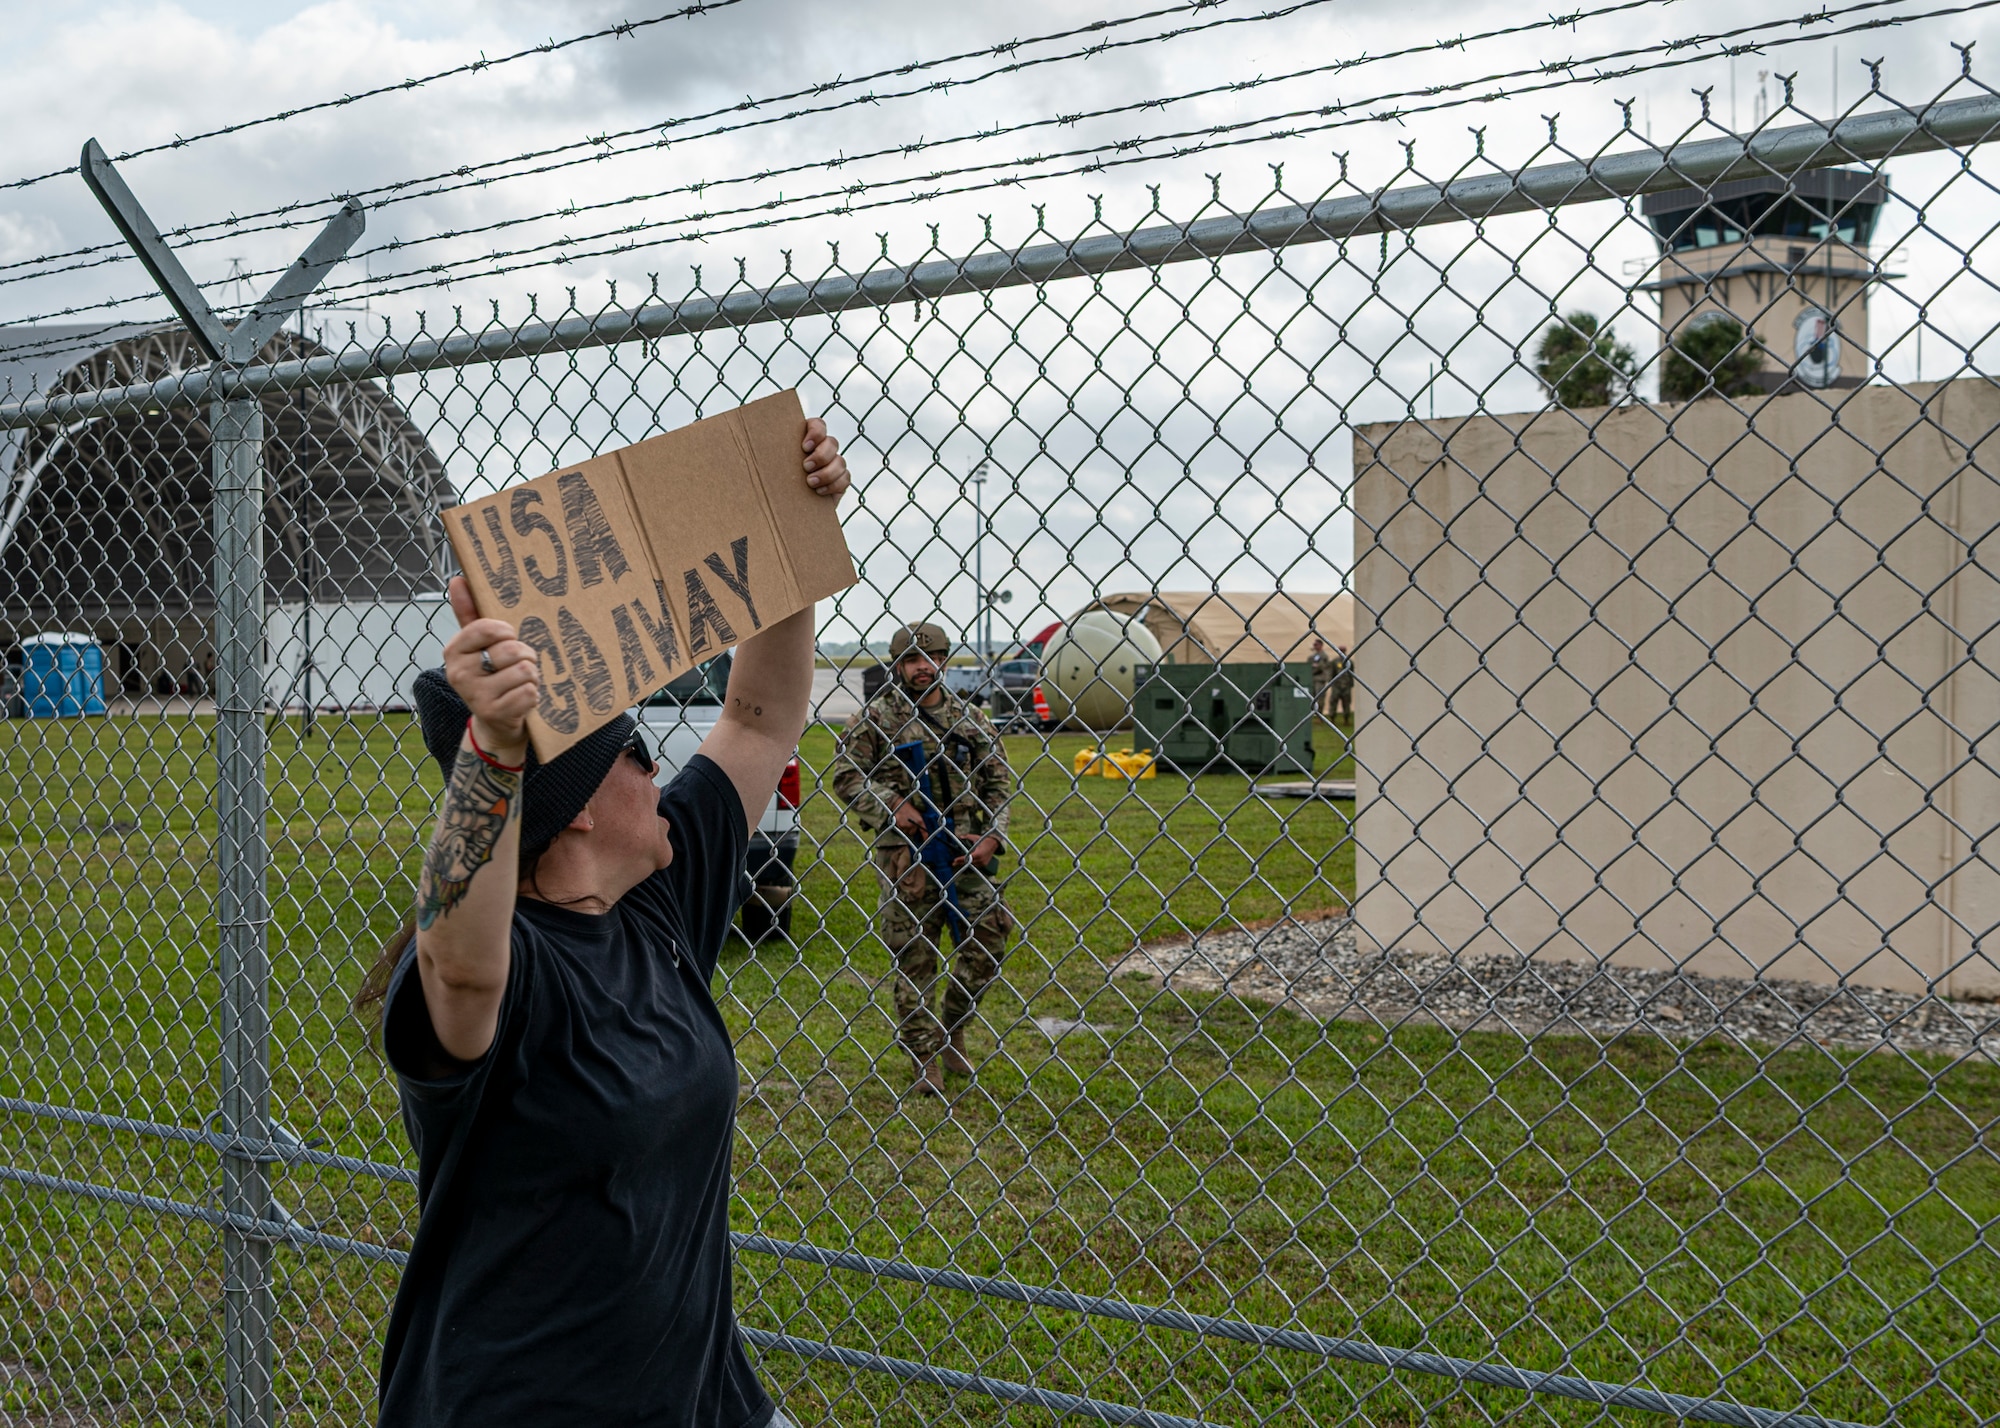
left=352, top=921, right=415, bottom=1044
left=352, top=840, right=567, bottom=1043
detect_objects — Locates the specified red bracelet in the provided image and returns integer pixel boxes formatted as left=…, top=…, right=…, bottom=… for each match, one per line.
left=465, top=717, right=526, bottom=773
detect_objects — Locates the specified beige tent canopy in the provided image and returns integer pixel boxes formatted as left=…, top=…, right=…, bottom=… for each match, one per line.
left=1079, top=591, right=1353, bottom=664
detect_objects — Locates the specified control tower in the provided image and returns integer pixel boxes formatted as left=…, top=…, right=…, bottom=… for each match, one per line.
left=1640, top=168, right=1890, bottom=391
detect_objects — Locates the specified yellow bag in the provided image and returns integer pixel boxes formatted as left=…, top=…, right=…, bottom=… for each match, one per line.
left=1102, top=748, right=1157, bottom=780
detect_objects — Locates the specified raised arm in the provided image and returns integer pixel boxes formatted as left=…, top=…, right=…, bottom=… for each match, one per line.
left=699, top=417, right=850, bottom=827
left=412, top=578, right=540, bottom=1062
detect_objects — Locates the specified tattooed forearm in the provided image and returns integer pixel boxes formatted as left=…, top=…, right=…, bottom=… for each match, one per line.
left=416, top=745, right=521, bottom=931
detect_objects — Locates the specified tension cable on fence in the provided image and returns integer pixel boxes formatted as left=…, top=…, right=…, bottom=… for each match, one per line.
left=1, top=0, right=1980, bottom=337
left=0, top=1084, right=1890, bottom=1428
left=0, top=1135, right=1884, bottom=1428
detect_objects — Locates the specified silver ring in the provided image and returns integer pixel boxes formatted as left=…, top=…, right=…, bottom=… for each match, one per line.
left=479, top=649, right=494, bottom=674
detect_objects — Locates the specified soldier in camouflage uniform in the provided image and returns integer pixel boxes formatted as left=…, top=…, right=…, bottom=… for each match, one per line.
left=1330, top=643, right=1354, bottom=722
left=1308, top=639, right=1332, bottom=717
left=832, top=622, right=1015, bottom=1096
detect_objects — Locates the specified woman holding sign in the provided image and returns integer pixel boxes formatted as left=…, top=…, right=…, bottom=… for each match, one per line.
left=354, top=419, right=848, bottom=1427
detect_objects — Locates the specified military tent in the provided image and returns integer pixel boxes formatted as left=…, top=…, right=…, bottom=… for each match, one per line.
left=1078, top=590, right=1352, bottom=664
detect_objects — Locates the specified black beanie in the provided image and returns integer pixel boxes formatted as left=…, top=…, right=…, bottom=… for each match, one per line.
left=411, top=666, right=637, bottom=858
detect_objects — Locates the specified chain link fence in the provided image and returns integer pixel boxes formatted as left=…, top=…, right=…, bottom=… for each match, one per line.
left=1, top=65, right=1997, bottom=1428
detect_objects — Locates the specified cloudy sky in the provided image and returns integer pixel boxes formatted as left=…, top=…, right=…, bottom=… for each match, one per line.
left=0, top=0, right=1991, bottom=645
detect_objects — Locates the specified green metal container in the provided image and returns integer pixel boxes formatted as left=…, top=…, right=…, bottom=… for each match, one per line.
left=1133, top=662, right=1315, bottom=774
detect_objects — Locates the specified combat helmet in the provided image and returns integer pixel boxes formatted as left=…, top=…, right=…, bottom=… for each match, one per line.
left=887, top=621, right=950, bottom=659
left=887, top=621, right=950, bottom=694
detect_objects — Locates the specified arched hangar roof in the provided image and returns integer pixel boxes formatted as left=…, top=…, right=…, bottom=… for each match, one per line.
left=0, top=324, right=455, bottom=626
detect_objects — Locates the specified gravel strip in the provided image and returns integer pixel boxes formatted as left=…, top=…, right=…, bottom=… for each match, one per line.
left=1115, top=919, right=2000, bottom=1058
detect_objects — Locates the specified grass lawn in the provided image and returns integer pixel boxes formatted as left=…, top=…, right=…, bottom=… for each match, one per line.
left=1, top=711, right=1994, bottom=1427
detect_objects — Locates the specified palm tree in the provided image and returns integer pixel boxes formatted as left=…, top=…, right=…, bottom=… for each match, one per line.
left=1660, top=316, right=1766, bottom=401
left=1533, top=311, right=1638, bottom=409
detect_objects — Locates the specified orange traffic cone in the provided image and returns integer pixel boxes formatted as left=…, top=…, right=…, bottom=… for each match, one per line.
left=1032, top=684, right=1052, bottom=725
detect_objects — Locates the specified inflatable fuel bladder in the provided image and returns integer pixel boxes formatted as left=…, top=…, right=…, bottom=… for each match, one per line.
left=1040, top=610, right=1163, bottom=729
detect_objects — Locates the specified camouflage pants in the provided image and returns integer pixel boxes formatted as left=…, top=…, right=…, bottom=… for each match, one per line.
left=872, top=841, right=1013, bottom=1060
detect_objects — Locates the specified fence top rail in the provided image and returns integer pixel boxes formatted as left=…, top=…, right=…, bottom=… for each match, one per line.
left=0, top=92, right=1991, bottom=430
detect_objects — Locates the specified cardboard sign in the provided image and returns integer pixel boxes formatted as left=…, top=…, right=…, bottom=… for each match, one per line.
left=444, top=389, right=857, bottom=759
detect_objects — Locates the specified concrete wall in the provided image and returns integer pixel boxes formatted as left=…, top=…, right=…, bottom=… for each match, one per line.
left=1352, top=379, right=2000, bottom=997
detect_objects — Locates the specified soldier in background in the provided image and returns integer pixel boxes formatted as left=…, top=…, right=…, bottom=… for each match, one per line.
left=1308, top=638, right=1332, bottom=717
left=1330, top=643, right=1354, bottom=723
left=832, top=622, right=1016, bottom=1097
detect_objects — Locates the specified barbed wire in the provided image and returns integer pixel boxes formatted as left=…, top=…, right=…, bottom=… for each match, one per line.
left=0, top=0, right=1949, bottom=351
left=0, top=0, right=1859, bottom=332
left=0, top=322, right=155, bottom=391
left=291, top=0, right=1932, bottom=303
left=0, top=1, right=746, bottom=196
left=0, top=0, right=1984, bottom=349
left=0, top=0, right=1688, bottom=304
left=253, top=0, right=1677, bottom=260
left=0, top=317, right=219, bottom=378
left=210, top=0, right=2000, bottom=315
left=0, top=0, right=1320, bottom=287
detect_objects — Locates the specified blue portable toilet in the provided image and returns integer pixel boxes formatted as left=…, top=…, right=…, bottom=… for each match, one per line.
left=21, top=633, right=107, bottom=718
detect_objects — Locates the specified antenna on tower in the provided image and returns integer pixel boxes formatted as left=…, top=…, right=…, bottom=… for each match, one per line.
left=224, top=257, right=254, bottom=316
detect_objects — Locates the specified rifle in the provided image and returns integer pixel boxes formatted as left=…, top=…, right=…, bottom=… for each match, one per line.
left=891, top=738, right=971, bottom=943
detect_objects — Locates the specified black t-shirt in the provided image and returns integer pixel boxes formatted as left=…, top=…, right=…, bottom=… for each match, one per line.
left=377, top=754, right=772, bottom=1428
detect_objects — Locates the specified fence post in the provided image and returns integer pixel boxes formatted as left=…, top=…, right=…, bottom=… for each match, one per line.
left=73, top=140, right=366, bottom=1427
left=212, top=392, right=274, bottom=1427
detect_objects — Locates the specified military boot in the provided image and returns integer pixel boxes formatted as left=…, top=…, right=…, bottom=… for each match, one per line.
left=909, top=1053, right=946, bottom=1097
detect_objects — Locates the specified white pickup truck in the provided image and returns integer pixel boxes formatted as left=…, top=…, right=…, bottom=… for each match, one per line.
left=633, top=652, right=801, bottom=942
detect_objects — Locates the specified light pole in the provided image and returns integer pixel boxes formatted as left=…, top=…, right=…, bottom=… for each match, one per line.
left=966, top=459, right=1017, bottom=706
left=969, top=458, right=989, bottom=671
left=989, top=589, right=1013, bottom=662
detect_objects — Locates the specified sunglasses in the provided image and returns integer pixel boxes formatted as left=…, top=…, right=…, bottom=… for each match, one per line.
left=623, top=729, right=657, bottom=775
